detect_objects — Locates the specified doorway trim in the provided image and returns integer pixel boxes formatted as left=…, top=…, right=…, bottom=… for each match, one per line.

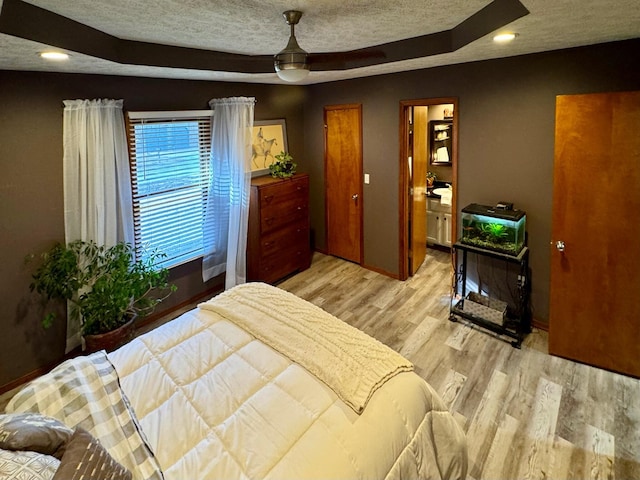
left=398, top=97, right=459, bottom=280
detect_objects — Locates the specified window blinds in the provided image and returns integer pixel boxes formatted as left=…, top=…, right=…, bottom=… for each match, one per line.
left=126, top=111, right=213, bottom=268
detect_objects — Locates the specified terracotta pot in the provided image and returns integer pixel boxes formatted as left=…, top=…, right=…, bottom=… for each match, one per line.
left=84, top=315, right=136, bottom=353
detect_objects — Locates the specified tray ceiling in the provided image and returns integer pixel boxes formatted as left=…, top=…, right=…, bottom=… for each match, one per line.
left=0, top=0, right=638, bottom=84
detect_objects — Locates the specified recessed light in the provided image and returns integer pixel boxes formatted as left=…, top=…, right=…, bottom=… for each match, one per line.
left=493, top=33, right=518, bottom=43
left=40, top=51, right=70, bottom=61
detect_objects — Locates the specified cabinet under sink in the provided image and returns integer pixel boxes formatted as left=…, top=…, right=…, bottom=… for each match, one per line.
left=427, top=197, right=452, bottom=247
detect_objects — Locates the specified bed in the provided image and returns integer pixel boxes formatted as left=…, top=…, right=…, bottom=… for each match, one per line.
left=2, top=282, right=467, bottom=480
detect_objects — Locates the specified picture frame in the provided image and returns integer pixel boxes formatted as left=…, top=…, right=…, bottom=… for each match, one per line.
left=251, top=119, right=288, bottom=176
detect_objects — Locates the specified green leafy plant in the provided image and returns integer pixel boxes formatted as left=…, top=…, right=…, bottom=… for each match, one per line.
left=28, top=240, right=176, bottom=336
left=480, top=223, right=509, bottom=241
left=269, top=151, right=297, bottom=178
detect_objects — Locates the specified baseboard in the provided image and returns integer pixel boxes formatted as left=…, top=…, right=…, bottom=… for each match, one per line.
left=532, top=318, right=549, bottom=331
left=312, top=249, right=402, bottom=281
left=361, top=263, right=400, bottom=280
left=0, top=361, right=65, bottom=398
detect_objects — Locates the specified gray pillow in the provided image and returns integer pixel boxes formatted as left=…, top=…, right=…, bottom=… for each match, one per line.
left=0, top=413, right=73, bottom=459
left=53, top=427, right=132, bottom=480
left=0, top=448, right=60, bottom=480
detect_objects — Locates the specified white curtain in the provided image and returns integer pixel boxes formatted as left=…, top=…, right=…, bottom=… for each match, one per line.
left=62, top=99, right=133, bottom=351
left=202, top=97, right=255, bottom=288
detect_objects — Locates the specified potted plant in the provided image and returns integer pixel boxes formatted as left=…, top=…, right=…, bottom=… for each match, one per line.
left=269, top=151, right=297, bottom=178
left=427, top=171, right=437, bottom=188
left=28, top=240, right=176, bottom=352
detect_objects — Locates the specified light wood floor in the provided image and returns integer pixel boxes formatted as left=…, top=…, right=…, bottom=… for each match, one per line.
left=3, top=250, right=638, bottom=479
left=278, top=250, right=640, bottom=480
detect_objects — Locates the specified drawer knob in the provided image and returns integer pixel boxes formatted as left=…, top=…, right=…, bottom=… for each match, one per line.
left=265, top=218, right=274, bottom=225
left=264, top=195, right=274, bottom=203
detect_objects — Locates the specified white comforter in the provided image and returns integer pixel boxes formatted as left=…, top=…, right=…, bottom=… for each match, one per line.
left=108, top=283, right=467, bottom=479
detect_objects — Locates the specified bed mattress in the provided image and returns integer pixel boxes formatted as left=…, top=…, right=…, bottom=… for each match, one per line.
left=108, top=283, right=467, bottom=479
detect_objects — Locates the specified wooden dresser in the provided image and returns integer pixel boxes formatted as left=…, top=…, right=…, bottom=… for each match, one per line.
left=247, top=173, right=310, bottom=283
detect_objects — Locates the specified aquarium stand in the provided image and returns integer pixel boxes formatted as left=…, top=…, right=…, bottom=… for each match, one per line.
left=449, top=242, right=531, bottom=348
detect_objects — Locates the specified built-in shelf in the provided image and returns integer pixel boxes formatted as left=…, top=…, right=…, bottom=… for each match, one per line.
left=429, top=119, right=452, bottom=165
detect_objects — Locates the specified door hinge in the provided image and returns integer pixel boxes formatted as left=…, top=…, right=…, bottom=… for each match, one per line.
left=409, top=187, right=414, bottom=195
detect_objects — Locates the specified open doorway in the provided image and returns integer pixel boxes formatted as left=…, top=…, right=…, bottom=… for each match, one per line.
left=399, top=97, right=459, bottom=280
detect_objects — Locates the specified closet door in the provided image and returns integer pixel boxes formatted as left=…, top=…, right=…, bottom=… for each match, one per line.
left=324, top=104, right=363, bottom=264
left=549, top=91, right=640, bottom=377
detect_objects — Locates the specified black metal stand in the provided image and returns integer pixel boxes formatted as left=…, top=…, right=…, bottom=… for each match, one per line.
left=449, top=242, right=531, bottom=348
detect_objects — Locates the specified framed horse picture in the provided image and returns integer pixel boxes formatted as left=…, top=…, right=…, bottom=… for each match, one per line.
left=251, top=119, right=288, bottom=176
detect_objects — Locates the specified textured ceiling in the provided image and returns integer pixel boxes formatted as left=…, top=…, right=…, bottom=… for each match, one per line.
left=0, top=0, right=639, bottom=84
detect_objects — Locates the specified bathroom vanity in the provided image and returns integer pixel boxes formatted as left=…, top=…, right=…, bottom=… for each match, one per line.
left=426, top=195, right=452, bottom=247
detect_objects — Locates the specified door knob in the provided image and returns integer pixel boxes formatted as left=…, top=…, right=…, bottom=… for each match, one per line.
left=352, top=194, right=359, bottom=200
left=553, top=240, right=566, bottom=252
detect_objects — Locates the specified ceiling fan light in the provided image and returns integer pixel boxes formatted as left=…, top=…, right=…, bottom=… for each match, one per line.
left=274, top=48, right=310, bottom=82
left=275, top=63, right=310, bottom=82
left=274, top=10, right=310, bottom=82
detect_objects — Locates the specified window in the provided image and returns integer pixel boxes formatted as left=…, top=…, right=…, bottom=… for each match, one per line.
left=126, top=111, right=213, bottom=268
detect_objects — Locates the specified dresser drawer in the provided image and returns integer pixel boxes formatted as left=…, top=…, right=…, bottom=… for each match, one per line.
left=260, top=200, right=308, bottom=234
left=260, top=221, right=308, bottom=257
left=257, top=246, right=310, bottom=284
left=259, top=177, right=309, bottom=208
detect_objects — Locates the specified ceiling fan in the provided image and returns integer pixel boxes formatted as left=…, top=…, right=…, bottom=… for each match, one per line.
left=273, top=0, right=529, bottom=81
left=0, top=0, right=528, bottom=81
left=273, top=11, right=310, bottom=83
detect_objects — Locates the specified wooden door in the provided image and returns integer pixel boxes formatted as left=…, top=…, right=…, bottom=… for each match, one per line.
left=410, top=106, right=428, bottom=274
left=325, top=105, right=363, bottom=263
left=549, top=91, right=640, bottom=377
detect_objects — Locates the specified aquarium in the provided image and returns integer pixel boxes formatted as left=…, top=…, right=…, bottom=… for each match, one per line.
left=461, top=203, right=526, bottom=256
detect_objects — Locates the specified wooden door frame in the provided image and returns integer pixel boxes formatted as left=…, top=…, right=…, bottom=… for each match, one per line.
left=398, top=97, right=459, bottom=280
left=323, top=103, right=364, bottom=265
